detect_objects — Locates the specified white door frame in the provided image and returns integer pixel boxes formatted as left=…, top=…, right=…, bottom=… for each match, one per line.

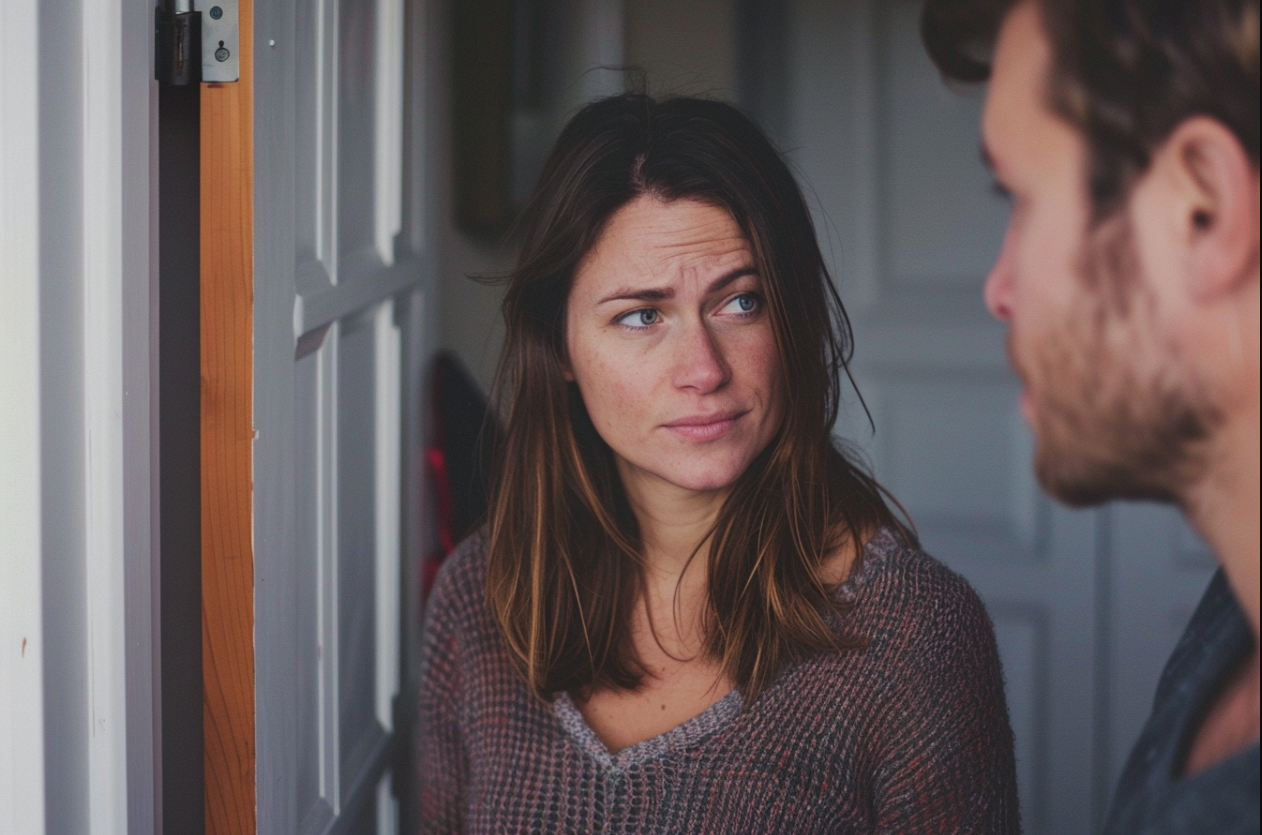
left=0, top=1, right=159, bottom=832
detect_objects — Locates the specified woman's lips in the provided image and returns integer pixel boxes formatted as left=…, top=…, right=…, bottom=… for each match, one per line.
left=662, top=411, right=747, bottom=441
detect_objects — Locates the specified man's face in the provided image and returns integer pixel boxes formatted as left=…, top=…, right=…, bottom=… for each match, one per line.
left=981, top=1, right=1216, bottom=506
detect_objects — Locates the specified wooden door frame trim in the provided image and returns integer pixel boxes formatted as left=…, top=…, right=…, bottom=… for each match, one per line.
left=202, top=1, right=256, bottom=831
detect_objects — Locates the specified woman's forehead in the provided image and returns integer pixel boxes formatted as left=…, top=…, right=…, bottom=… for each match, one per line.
left=574, top=197, right=754, bottom=295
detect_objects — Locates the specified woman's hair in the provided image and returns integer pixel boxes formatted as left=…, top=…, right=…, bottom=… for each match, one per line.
left=922, top=0, right=1259, bottom=221
left=485, top=93, right=911, bottom=702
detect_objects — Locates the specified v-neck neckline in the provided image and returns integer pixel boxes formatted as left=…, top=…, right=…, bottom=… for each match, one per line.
left=548, top=529, right=905, bottom=771
left=553, top=688, right=744, bottom=770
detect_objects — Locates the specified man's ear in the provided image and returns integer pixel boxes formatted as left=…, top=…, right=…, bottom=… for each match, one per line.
left=1157, top=117, right=1261, bottom=301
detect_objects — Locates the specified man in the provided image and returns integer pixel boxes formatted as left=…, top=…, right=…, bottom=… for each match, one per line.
left=920, top=0, right=1259, bottom=831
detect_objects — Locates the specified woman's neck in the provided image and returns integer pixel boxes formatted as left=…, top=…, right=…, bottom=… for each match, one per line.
left=622, top=478, right=726, bottom=583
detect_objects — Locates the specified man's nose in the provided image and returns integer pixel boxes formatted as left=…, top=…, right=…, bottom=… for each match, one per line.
left=671, top=321, right=730, bottom=394
left=984, top=233, right=1016, bottom=323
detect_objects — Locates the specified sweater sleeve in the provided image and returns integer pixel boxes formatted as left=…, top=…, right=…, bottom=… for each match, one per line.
left=870, top=566, right=1022, bottom=835
left=417, top=551, right=473, bottom=834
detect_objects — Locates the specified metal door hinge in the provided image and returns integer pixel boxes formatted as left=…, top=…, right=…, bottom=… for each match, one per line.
left=155, top=0, right=239, bottom=85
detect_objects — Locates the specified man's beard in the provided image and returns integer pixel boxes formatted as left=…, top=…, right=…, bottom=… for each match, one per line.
left=1025, top=214, right=1221, bottom=508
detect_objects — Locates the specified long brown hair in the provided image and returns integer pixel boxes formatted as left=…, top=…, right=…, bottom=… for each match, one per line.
left=485, top=94, right=912, bottom=702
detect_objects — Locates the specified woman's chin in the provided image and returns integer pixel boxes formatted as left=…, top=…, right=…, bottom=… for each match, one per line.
left=612, top=427, right=774, bottom=501
left=637, top=463, right=748, bottom=498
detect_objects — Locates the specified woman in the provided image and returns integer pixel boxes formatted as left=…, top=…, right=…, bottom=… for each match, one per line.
left=418, top=94, right=1020, bottom=833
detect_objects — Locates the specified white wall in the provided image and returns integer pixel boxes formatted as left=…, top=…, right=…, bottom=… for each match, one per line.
left=0, top=1, right=158, bottom=832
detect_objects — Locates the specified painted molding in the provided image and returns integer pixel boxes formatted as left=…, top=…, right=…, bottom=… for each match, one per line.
left=374, top=301, right=402, bottom=731
left=375, top=0, right=405, bottom=265
left=0, top=1, right=48, bottom=832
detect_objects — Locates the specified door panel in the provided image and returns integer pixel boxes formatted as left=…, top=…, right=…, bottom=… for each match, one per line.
left=254, top=0, right=429, bottom=831
left=294, top=0, right=339, bottom=291
left=871, top=375, right=1040, bottom=561
left=338, top=311, right=384, bottom=791
left=335, top=0, right=386, bottom=273
left=294, top=336, right=332, bottom=834
left=873, top=0, right=1008, bottom=291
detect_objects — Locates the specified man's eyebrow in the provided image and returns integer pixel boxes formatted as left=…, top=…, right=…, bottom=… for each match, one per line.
left=595, top=267, right=758, bottom=306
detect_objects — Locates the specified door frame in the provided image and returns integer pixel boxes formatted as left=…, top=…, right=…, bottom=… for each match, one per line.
left=199, top=0, right=258, bottom=832
left=0, top=0, right=160, bottom=832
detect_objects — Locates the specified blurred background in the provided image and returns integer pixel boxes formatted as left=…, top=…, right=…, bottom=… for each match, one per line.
left=435, top=1, right=1217, bottom=832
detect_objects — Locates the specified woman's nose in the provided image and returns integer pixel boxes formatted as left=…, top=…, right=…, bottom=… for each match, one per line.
left=671, top=322, right=730, bottom=393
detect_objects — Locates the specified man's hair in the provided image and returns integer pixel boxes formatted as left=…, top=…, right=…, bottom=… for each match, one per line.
left=485, top=93, right=911, bottom=703
left=922, top=0, right=1260, bottom=219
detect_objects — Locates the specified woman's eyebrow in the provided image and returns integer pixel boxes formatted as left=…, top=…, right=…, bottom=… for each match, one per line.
left=596, top=286, right=674, bottom=305
left=595, top=267, right=758, bottom=306
left=708, top=267, right=759, bottom=294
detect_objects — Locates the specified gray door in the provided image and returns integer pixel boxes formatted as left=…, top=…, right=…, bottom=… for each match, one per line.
left=253, top=0, right=435, bottom=831
left=784, top=0, right=1215, bottom=831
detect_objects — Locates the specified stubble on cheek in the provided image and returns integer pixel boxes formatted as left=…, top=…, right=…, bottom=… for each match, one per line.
left=1031, top=217, right=1222, bottom=506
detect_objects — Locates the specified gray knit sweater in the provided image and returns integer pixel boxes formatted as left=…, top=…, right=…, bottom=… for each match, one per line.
left=417, top=528, right=1021, bottom=833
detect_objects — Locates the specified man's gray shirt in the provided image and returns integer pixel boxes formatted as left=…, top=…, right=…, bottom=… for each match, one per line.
left=1103, top=571, right=1260, bottom=834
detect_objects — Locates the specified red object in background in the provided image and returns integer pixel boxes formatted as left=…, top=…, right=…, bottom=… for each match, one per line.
left=422, top=446, right=457, bottom=600
left=422, top=351, right=498, bottom=600
left=428, top=445, right=458, bottom=555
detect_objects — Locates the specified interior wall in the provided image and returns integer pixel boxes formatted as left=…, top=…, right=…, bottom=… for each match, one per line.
left=625, top=0, right=735, bottom=97
left=435, top=0, right=515, bottom=391
left=436, top=228, right=513, bottom=392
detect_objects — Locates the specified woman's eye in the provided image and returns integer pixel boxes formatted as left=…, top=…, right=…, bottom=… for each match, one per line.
left=720, top=293, right=760, bottom=316
left=616, top=308, right=660, bottom=328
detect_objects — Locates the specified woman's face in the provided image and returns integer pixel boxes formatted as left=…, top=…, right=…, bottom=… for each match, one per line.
left=564, top=196, right=784, bottom=506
